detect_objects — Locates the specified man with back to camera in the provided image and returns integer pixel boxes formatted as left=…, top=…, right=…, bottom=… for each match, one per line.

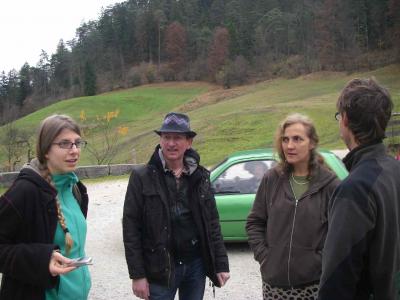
left=318, top=78, right=400, bottom=299
left=122, top=112, right=230, bottom=300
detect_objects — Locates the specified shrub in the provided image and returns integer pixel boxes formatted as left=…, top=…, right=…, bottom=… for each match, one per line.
left=145, top=64, right=157, bottom=83
left=159, top=64, right=176, bottom=81
left=128, top=70, right=142, bottom=87
left=231, top=55, right=249, bottom=85
left=186, top=58, right=208, bottom=81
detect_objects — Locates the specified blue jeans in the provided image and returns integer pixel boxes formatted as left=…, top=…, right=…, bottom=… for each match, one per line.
left=149, top=257, right=206, bottom=300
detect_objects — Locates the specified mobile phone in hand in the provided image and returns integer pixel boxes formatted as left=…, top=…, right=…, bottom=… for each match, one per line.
left=65, top=257, right=93, bottom=267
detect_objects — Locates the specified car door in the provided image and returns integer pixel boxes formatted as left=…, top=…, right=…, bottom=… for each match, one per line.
left=212, top=160, right=276, bottom=241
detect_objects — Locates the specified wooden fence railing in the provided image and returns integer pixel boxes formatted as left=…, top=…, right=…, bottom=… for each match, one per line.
left=386, top=112, right=400, bottom=151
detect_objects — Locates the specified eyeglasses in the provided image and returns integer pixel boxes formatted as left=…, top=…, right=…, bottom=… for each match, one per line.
left=335, top=112, right=342, bottom=121
left=52, top=140, right=87, bottom=149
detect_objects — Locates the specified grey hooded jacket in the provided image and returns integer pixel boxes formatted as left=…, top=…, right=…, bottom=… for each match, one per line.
left=246, top=164, right=339, bottom=288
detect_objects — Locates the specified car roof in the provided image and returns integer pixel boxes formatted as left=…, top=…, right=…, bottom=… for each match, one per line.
left=209, top=149, right=275, bottom=173
left=224, top=148, right=337, bottom=160
left=227, top=148, right=275, bottom=159
left=210, top=148, right=348, bottom=179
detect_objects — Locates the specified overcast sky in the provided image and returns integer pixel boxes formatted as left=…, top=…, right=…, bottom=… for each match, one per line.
left=0, top=0, right=122, bottom=73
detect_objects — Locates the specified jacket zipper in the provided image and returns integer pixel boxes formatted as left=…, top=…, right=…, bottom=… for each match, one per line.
left=287, top=181, right=320, bottom=287
left=166, top=248, right=172, bottom=288
left=287, top=194, right=298, bottom=287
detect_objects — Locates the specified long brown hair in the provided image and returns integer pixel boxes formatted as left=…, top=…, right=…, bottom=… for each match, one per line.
left=36, top=114, right=81, bottom=255
left=274, top=113, right=323, bottom=176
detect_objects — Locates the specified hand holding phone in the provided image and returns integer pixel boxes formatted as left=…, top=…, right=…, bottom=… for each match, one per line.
left=65, top=256, right=93, bottom=267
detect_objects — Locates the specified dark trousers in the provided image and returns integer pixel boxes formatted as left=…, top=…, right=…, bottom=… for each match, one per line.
left=149, top=257, right=206, bottom=300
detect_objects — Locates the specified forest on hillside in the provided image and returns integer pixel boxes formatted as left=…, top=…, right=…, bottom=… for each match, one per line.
left=1, top=0, right=399, bottom=123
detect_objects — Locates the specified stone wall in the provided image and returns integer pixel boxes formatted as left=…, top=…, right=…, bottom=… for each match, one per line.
left=0, top=164, right=141, bottom=188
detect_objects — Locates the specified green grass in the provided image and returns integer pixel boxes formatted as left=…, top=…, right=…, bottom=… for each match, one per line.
left=11, top=83, right=210, bottom=130
left=2, top=82, right=211, bottom=166
left=190, top=65, right=400, bottom=164
left=1, top=65, right=400, bottom=168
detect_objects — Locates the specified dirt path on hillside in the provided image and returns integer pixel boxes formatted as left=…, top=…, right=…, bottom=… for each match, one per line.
left=178, top=86, right=251, bottom=112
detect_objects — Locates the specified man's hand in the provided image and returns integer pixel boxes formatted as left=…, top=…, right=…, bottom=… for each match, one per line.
left=217, top=272, right=230, bottom=287
left=132, top=278, right=150, bottom=300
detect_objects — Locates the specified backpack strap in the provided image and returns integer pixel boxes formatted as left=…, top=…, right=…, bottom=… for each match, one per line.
left=72, top=183, right=82, bottom=205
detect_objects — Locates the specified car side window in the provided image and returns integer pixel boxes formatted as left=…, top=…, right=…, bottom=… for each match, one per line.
left=212, top=160, right=276, bottom=194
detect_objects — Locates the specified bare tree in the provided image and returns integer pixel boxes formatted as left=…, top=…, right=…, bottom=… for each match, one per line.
left=0, top=107, right=33, bottom=171
left=80, top=110, right=128, bottom=165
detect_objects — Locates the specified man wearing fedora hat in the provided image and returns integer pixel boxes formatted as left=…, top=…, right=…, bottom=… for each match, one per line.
left=123, top=112, right=230, bottom=300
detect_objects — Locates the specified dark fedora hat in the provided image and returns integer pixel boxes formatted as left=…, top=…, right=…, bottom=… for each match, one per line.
left=155, top=112, right=197, bottom=138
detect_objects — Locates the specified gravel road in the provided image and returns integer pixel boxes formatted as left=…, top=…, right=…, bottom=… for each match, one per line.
left=85, top=179, right=263, bottom=300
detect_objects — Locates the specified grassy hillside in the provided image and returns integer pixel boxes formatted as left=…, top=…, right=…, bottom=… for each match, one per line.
left=2, top=65, right=400, bottom=168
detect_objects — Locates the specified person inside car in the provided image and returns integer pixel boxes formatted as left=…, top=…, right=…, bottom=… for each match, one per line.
left=241, top=161, right=269, bottom=194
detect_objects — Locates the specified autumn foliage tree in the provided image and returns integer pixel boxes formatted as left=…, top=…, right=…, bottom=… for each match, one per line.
left=164, top=21, right=187, bottom=74
left=0, top=0, right=398, bottom=119
left=313, top=0, right=355, bottom=70
left=314, top=0, right=338, bottom=69
left=80, top=109, right=128, bottom=165
left=207, top=27, right=230, bottom=81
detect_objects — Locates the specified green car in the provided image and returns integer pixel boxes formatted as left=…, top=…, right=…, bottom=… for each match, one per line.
left=210, top=149, right=348, bottom=241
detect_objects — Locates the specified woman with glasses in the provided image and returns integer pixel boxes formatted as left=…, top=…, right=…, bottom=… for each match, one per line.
left=0, top=114, right=91, bottom=300
left=246, top=113, right=340, bottom=300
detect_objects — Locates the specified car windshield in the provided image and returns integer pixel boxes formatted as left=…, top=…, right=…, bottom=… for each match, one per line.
left=209, top=158, right=228, bottom=172
left=212, top=160, right=276, bottom=194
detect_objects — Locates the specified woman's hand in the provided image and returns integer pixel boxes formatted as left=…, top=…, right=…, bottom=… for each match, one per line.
left=49, top=251, right=76, bottom=276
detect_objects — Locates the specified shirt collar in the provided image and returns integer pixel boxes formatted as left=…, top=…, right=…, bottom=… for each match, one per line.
left=158, top=148, right=189, bottom=175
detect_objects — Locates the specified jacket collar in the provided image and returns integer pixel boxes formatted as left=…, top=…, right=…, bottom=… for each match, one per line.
left=22, top=157, right=42, bottom=177
left=308, top=164, right=337, bottom=192
left=149, top=145, right=200, bottom=176
left=17, top=161, right=56, bottom=197
left=343, top=141, right=386, bottom=171
left=52, top=172, right=78, bottom=189
left=279, top=164, right=337, bottom=199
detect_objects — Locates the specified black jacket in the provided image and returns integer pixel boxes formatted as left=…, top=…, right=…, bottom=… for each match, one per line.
left=246, top=164, right=339, bottom=287
left=0, top=167, right=88, bottom=300
left=122, top=146, right=229, bottom=287
left=319, top=143, right=400, bottom=299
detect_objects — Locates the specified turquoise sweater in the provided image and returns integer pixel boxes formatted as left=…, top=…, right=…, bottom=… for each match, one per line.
left=45, top=173, right=91, bottom=300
